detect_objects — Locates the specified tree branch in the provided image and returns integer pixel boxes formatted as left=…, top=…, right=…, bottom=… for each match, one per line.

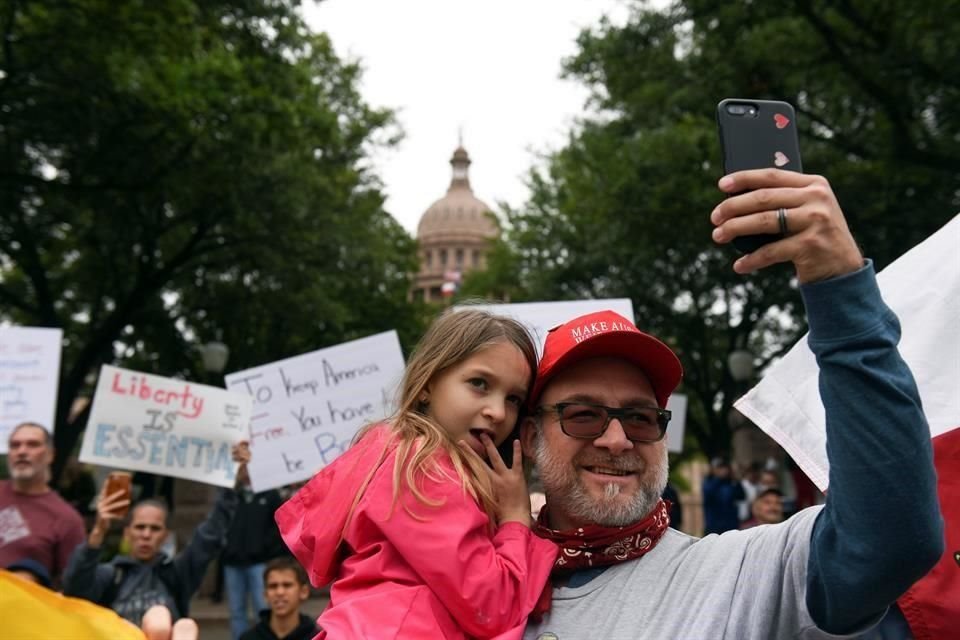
left=0, top=283, right=37, bottom=315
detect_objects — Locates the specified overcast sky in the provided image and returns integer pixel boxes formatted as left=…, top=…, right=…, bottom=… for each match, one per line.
left=302, top=0, right=632, bottom=234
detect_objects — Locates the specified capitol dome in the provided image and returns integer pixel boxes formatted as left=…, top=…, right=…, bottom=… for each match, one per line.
left=412, top=145, right=500, bottom=302
left=417, top=146, right=499, bottom=243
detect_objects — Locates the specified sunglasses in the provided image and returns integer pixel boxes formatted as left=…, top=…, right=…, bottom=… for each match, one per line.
left=536, top=402, right=670, bottom=443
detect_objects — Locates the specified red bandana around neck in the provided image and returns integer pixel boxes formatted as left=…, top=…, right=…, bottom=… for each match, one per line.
left=530, top=498, right=672, bottom=620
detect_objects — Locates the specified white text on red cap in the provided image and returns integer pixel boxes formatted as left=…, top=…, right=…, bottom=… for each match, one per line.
left=571, top=320, right=636, bottom=344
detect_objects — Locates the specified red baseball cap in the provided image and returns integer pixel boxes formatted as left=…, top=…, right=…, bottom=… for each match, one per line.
left=529, top=310, right=683, bottom=409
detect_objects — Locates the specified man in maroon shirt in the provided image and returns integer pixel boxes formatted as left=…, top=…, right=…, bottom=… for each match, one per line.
left=0, top=422, right=85, bottom=585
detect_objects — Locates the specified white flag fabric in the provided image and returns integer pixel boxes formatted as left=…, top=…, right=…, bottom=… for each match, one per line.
left=735, top=214, right=960, bottom=491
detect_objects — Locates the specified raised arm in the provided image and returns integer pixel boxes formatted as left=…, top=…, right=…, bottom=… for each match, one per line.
left=801, top=263, right=941, bottom=632
left=172, top=441, right=247, bottom=596
left=711, top=169, right=943, bottom=633
left=62, top=485, right=131, bottom=603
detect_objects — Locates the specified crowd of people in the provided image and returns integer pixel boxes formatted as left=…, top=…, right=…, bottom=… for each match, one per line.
left=0, top=423, right=319, bottom=639
left=700, top=457, right=798, bottom=534
left=0, top=167, right=948, bottom=638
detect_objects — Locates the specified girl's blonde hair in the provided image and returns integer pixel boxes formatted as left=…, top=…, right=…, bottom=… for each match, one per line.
left=348, top=306, right=537, bottom=526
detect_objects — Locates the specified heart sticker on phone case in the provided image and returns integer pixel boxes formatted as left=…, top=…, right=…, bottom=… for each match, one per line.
left=774, top=151, right=790, bottom=167
left=774, top=113, right=790, bottom=129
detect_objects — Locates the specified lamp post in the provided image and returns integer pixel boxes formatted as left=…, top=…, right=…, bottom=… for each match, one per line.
left=726, top=349, right=754, bottom=432
left=726, top=348, right=781, bottom=472
left=727, top=349, right=755, bottom=384
left=176, top=337, right=231, bottom=525
left=200, top=339, right=230, bottom=378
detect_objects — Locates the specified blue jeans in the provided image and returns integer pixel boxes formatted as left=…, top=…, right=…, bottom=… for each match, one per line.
left=225, top=563, right=267, bottom=639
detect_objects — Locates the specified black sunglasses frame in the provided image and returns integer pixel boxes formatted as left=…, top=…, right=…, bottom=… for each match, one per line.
left=535, top=402, right=671, bottom=443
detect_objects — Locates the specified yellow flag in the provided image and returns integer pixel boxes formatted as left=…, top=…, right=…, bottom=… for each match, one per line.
left=0, top=569, right=146, bottom=640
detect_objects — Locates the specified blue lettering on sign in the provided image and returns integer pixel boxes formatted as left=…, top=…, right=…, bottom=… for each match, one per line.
left=142, top=431, right=165, bottom=465
left=115, top=425, right=146, bottom=460
left=90, top=423, right=234, bottom=479
left=313, top=432, right=351, bottom=466
left=190, top=437, right=209, bottom=467
left=166, top=434, right=189, bottom=468
left=93, top=423, right=116, bottom=456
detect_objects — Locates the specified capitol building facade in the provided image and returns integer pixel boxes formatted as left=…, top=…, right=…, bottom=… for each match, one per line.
left=411, top=145, right=499, bottom=303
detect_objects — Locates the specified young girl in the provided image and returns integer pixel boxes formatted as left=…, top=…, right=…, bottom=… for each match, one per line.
left=276, top=308, right=558, bottom=639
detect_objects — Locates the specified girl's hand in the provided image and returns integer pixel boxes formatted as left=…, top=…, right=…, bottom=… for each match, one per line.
left=462, top=435, right=532, bottom=527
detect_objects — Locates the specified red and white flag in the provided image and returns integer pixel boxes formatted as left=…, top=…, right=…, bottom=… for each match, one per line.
left=736, top=214, right=959, bottom=640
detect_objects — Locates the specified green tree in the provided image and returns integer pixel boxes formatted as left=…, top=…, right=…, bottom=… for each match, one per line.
left=462, top=0, right=959, bottom=457
left=0, top=0, right=424, bottom=479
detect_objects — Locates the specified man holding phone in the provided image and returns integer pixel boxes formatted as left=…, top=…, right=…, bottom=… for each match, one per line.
left=520, top=167, right=942, bottom=639
left=63, top=441, right=253, bottom=626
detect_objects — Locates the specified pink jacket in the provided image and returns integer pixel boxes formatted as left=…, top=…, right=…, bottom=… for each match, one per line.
left=276, top=425, right=558, bottom=639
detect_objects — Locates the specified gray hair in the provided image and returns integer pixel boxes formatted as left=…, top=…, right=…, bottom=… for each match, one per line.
left=9, top=422, right=53, bottom=448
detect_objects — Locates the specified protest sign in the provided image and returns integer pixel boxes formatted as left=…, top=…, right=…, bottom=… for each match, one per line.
left=465, top=299, right=687, bottom=452
left=735, top=214, right=960, bottom=490
left=225, top=330, right=405, bottom=492
left=0, top=327, right=62, bottom=454
left=464, top=299, right=635, bottom=355
left=79, top=365, right=252, bottom=488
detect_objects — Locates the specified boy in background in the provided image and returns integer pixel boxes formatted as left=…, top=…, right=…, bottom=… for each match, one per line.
left=239, top=557, right=318, bottom=640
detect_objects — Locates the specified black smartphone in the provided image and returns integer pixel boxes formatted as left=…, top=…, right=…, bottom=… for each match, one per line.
left=716, top=98, right=803, bottom=253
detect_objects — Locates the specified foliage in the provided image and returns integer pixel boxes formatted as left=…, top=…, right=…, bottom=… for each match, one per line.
left=461, top=0, right=959, bottom=457
left=0, top=0, right=424, bottom=478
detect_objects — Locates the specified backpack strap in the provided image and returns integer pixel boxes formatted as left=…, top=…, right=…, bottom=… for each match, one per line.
left=99, top=564, right=128, bottom=608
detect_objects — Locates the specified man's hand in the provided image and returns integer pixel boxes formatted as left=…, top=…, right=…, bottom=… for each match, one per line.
left=89, top=484, right=131, bottom=548
left=231, top=440, right=251, bottom=489
left=710, top=169, right=864, bottom=283
left=461, top=436, right=532, bottom=528
left=231, top=440, right=251, bottom=465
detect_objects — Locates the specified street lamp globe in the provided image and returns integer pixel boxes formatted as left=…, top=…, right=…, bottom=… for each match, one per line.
left=727, top=349, right=755, bottom=382
left=200, top=340, right=230, bottom=374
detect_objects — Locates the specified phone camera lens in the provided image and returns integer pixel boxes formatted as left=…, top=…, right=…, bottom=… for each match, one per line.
left=728, top=105, right=746, bottom=115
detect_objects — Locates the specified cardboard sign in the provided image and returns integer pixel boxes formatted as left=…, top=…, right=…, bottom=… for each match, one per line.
left=664, top=393, right=687, bottom=454
left=225, top=331, right=405, bottom=492
left=79, top=365, right=252, bottom=487
left=0, top=327, right=62, bottom=453
left=464, top=299, right=687, bottom=452
left=464, top=299, right=635, bottom=356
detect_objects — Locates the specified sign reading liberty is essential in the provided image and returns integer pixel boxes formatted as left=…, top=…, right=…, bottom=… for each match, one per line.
left=225, top=331, right=405, bottom=492
left=0, top=327, right=63, bottom=454
left=79, top=365, right=253, bottom=487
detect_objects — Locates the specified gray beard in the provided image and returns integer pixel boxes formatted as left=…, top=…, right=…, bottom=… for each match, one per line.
left=532, top=430, right=668, bottom=527
left=10, top=466, right=42, bottom=482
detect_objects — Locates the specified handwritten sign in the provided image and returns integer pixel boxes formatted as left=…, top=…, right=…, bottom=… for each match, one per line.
left=225, top=331, right=405, bottom=492
left=79, top=365, right=252, bottom=487
left=464, top=299, right=687, bottom=452
left=461, top=299, right=635, bottom=356
left=0, top=327, right=62, bottom=453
